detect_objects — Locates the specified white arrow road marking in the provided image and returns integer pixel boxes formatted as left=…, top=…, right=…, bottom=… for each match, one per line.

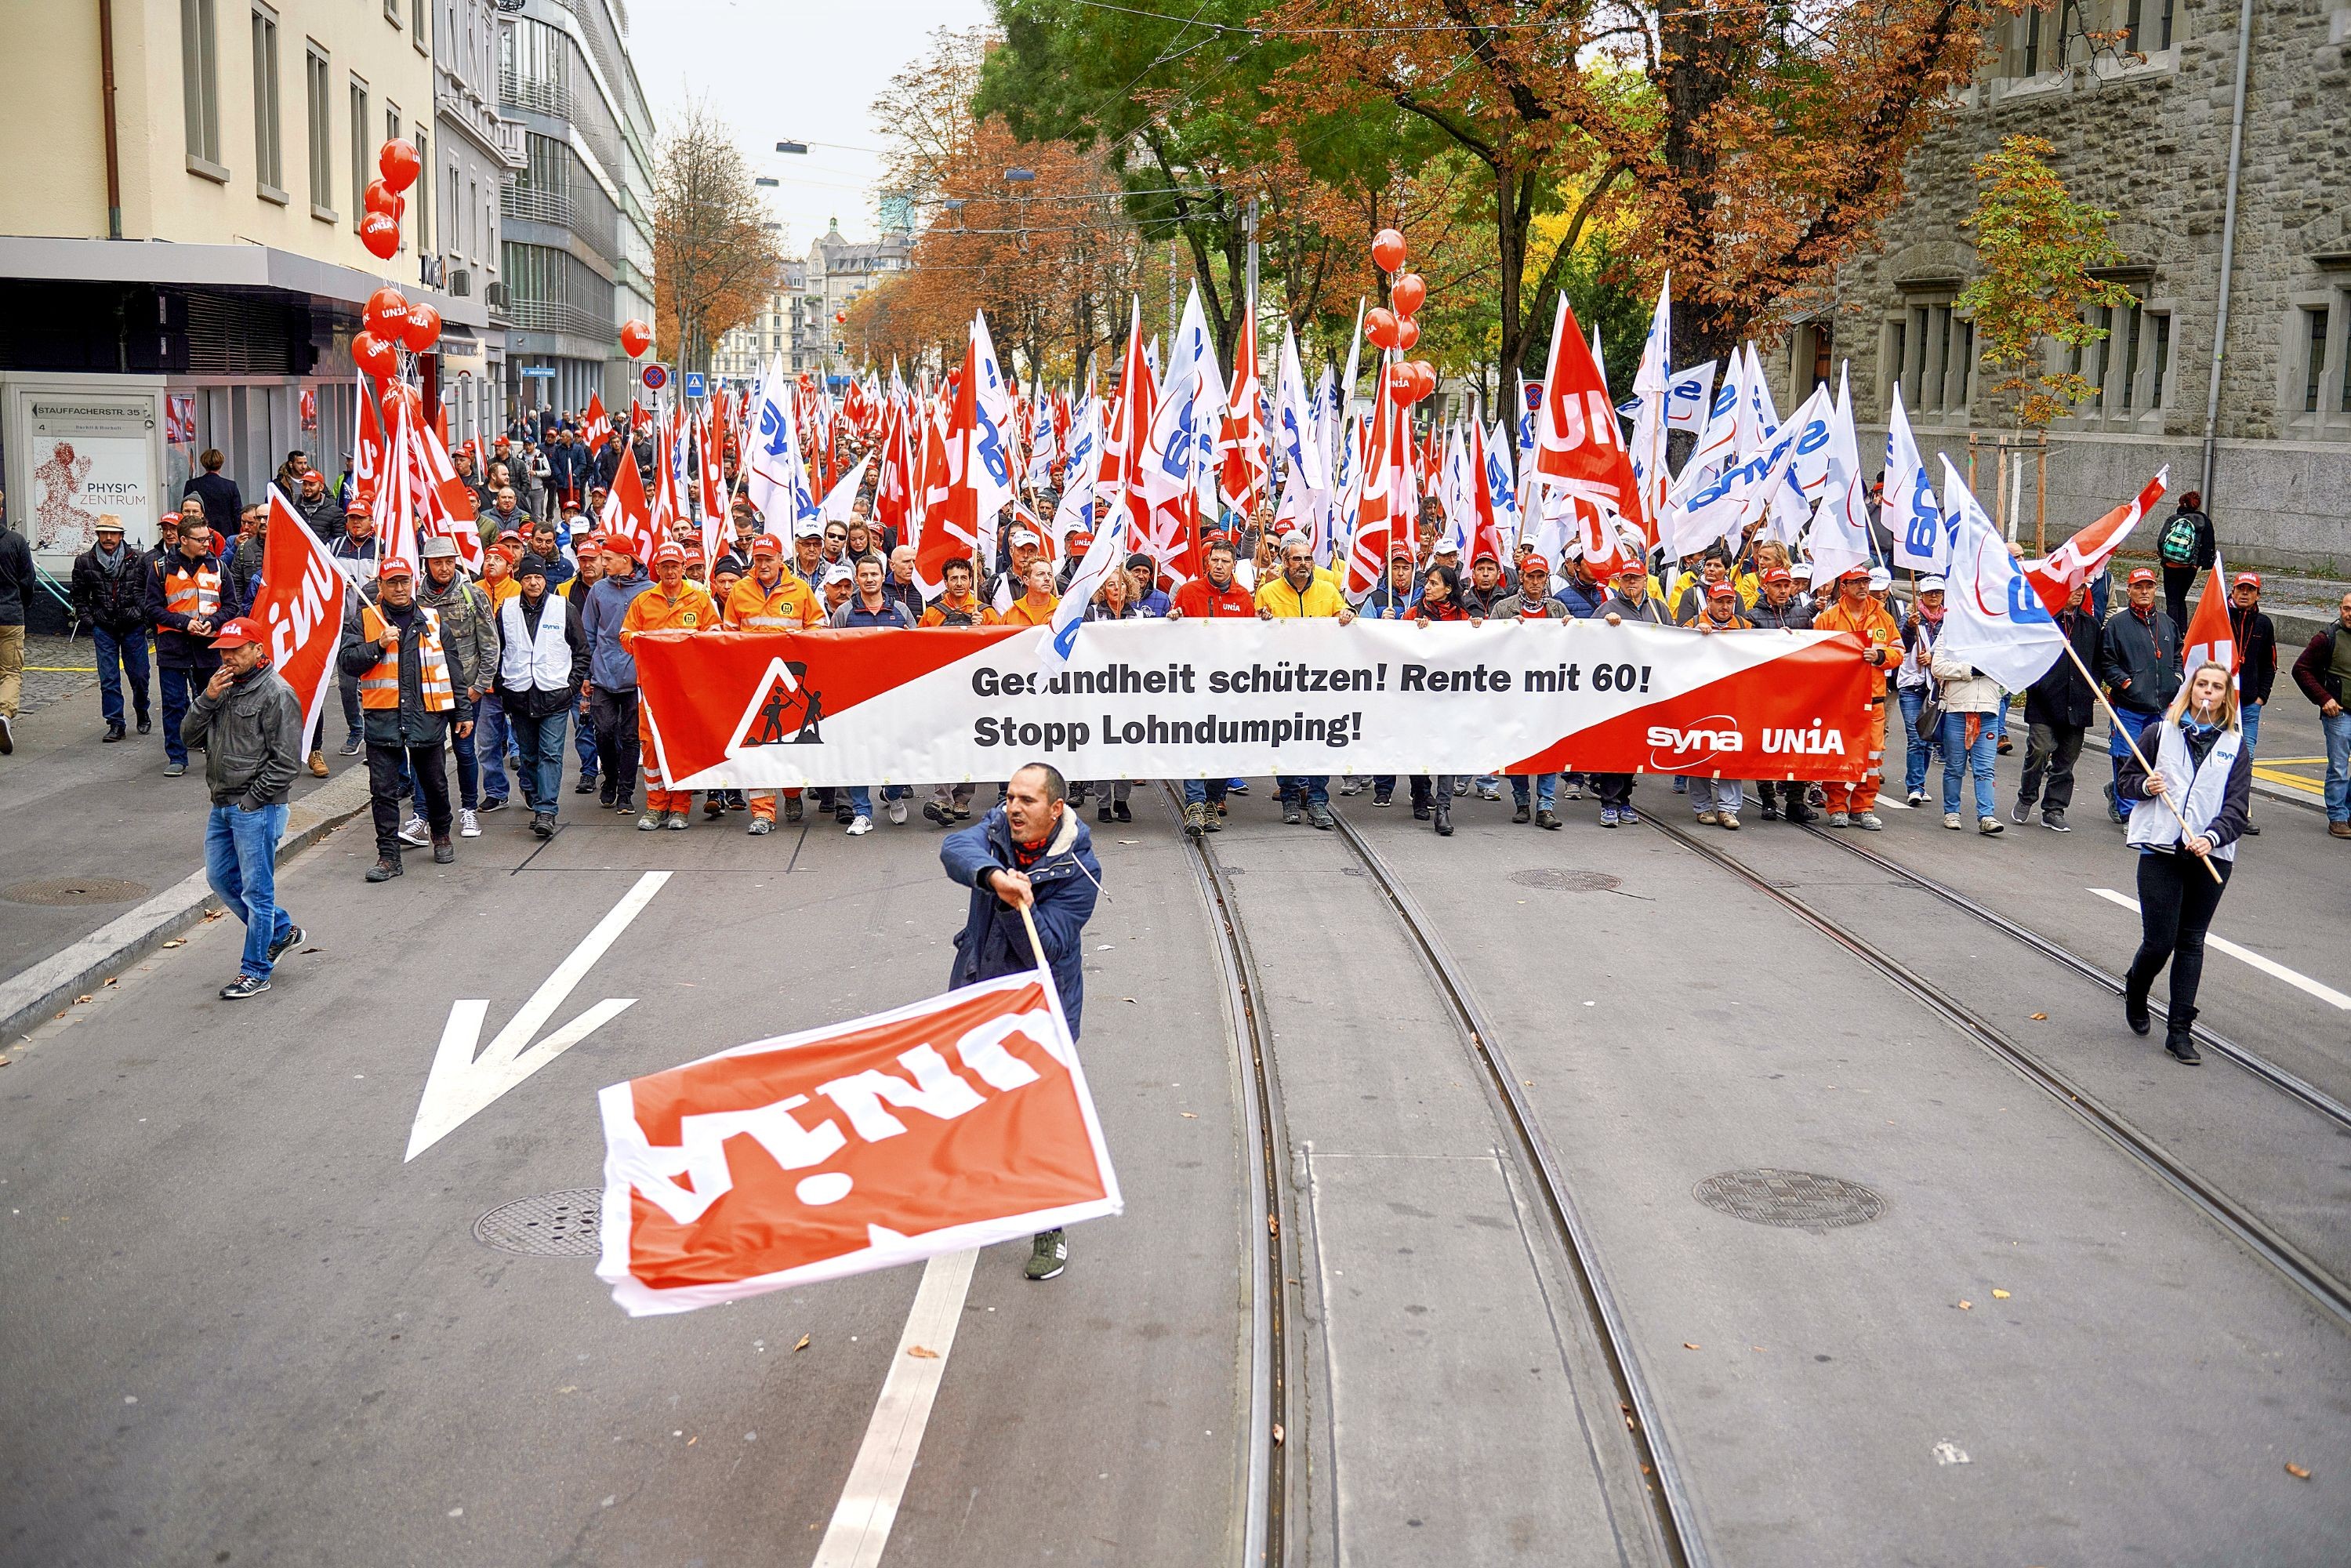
left=810, top=1248, right=979, bottom=1568
left=405, top=871, right=671, bottom=1161
left=2088, top=887, right=2351, bottom=1011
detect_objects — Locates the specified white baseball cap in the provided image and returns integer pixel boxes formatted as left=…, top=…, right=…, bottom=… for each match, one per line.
left=1917, top=575, right=1947, bottom=594
left=1008, top=527, right=1040, bottom=548
left=793, top=518, right=825, bottom=539
left=1867, top=568, right=1892, bottom=592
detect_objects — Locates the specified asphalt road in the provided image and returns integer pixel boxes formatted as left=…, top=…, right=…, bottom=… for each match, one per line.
left=2, top=734, right=2346, bottom=1567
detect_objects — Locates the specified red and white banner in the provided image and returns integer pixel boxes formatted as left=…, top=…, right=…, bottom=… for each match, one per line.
left=633, top=619, right=1877, bottom=789
left=597, top=970, right=1120, bottom=1316
left=253, top=486, right=348, bottom=751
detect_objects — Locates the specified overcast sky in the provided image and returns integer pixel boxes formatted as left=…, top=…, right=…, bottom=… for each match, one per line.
left=627, top=0, right=992, bottom=253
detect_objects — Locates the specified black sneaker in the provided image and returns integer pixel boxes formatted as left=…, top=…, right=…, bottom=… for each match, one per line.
left=136, top=714, right=152, bottom=735
left=1373, top=789, right=1393, bottom=807
left=365, top=857, right=403, bottom=883
left=1098, top=804, right=1113, bottom=822
left=103, top=724, right=127, bottom=743
left=2043, top=811, right=2070, bottom=832
left=2105, top=781, right=2124, bottom=824
left=1536, top=808, right=1562, bottom=830
left=2165, top=1028, right=2201, bottom=1065
left=219, top=974, right=270, bottom=1000
left=1025, top=1229, right=1067, bottom=1280
left=1305, top=802, right=1336, bottom=831
left=574, top=775, right=598, bottom=795
left=339, top=735, right=363, bottom=757
left=599, top=782, right=617, bottom=808
left=1783, top=801, right=1816, bottom=824
left=530, top=813, right=556, bottom=839
left=1511, top=804, right=1532, bottom=824
left=1112, top=800, right=1132, bottom=823
left=478, top=796, right=508, bottom=815
left=1760, top=800, right=1781, bottom=820
left=267, top=924, right=306, bottom=962
left=1282, top=801, right=1302, bottom=826
left=923, top=800, right=949, bottom=826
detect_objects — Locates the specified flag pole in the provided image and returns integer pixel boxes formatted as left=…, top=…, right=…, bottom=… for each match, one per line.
left=2058, top=638, right=2222, bottom=884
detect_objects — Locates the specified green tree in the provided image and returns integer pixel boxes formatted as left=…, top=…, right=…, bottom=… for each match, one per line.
left=1954, top=134, right=2135, bottom=430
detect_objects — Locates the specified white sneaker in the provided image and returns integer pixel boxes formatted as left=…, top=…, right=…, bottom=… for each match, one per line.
left=886, top=798, right=908, bottom=826
left=459, top=808, right=481, bottom=839
left=1943, top=811, right=1963, bottom=829
left=846, top=814, right=873, bottom=837
left=397, top=815, right=430, bottom=847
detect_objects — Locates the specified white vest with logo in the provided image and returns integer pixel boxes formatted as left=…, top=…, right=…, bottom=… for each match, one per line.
left=498, top=593, right=571, bottom=692
left=2124, top=718, right=2242, bottom=863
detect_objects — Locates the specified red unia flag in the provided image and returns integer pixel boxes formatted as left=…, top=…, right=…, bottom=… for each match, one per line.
left=602, top=441, right=662, bottom=566
left=915, top=339, right=989, bottom=594
left=1531, top=293, right=1642, bottom=523
left=582, top=393, right=612, bottom=456
left=2025, top=468, right=2168, bottom=615
left=1342, top=362, right=1406, bottom=599
left=252, top=487, right=348, bottom=750
left=597, top=969, right=1121, bottom=1315
left=1219, top=298, right=1268, bottom=516
left=2181, top=548, right=2237, bottom=680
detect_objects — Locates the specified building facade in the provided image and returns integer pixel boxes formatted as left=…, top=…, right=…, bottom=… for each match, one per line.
left=807, top=218, right=909, bottom=387
left=430, top=0, right=523, bottom=448
left=712, top=258, right=815, bottom=383
left=1811, top=0, right=2351, bottom=570
left=495, top=0, right=654, bottom=420
left=0, top=0, right=452, bottom=604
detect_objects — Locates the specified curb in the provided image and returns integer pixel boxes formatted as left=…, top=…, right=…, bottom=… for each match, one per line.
left=1, top=766, right=376, bottom=1043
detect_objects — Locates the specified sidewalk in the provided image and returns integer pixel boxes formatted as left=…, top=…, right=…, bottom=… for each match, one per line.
left=1, top=643, right=375, bottom=1037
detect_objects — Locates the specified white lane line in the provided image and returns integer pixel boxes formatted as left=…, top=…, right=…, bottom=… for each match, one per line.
left=405, top=870, right=669, bottom=1160
left=811, top=1248, right=980, bottom=1568
left=2088, top=887, right=2351, bottom=1010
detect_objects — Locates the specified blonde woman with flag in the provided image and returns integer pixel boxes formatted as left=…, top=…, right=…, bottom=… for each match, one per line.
left=2116, top=660, right=2251, bottom=1064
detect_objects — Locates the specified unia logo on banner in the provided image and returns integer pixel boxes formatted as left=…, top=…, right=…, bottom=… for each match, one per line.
left=726, top=657, right=824, bottom=751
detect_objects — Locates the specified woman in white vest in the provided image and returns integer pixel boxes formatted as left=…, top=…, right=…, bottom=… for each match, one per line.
left=2117, top=660, right=2252, bottom=1064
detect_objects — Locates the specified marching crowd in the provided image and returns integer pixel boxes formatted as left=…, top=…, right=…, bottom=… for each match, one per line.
left=5, top=419, right=2346, bottom=1023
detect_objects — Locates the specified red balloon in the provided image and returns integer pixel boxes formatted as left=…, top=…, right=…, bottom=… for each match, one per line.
left=1370, top=227, right=1407, bottom=274
left=363, top=179, right=405, bottom=220
left=351, top=331, right=397, bottom=381
left=619, top=319, right=653, bottom=358
left=364, top=287, right=409, bottom=339
left=1364, top=307, right=1400, bottom=350
left=1395, top=316, right=1421, bottom=352
left=400, top=302, right=442, bottom=354
left=1410, top=361, right=1438, bottom=399
left=359, top=212, right=401, bottom=260
left=378, top=138, right=422, bottom=194
left=1390, top=272, right=1426, bottom=317
left=835, top=312, right=847, bottom=324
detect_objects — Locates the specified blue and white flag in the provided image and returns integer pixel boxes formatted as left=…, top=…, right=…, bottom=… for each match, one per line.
left=744, top=353, right=820, bottom=543
left=1933, top=459, right=2068, bottom=690
left=1665, top=363, right=1715, bottom=434
left=1042, top=473, right=1135, bottom=670
left=1805, top=365, right=1874, bottom=585
left=1884, top=383, right=1950, bottom=573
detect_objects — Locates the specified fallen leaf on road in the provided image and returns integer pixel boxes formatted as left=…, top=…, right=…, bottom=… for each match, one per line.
left=300, top=946, right=321, bottom=954
left=201, top=909, right=226, bottom=921
left=1957, top=1300, right=1973, bottom=1310
left=792, top=1334, right=810, bottom=1352
left=2285, top=1463, right=2311, bottom=1480
left=1181, top=1112, right=1198, bottom=1119
left=1682, top=1342, right=1700, bottom=1350
left=74, top=995, right=93, bottom=1005
left=0, top=1057, right=12, bottom=1066
left=906, top=1345, right=940, bottom=1359
left=1272, top=1423, right=1284, bottom=1444
left=104, top=978, right=118, bottom=988
left=2029, top=1013, right=2048, bottom=1022
left=557, top=1385, right=577, bottom=1394
left=160, top=939, right=185, bottom=949
left=1991, top=1289, right=2011, bottom=1299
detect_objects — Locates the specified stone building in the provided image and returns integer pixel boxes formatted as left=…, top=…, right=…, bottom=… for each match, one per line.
left=1802, top=0, right=2350, bottom=570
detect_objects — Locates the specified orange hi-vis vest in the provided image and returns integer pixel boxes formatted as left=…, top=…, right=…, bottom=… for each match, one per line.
left=724, top=572, right=822, bottom=630
left=359, top=604, right=455, bottom=711
left=159, top=557, right=220, bottom=633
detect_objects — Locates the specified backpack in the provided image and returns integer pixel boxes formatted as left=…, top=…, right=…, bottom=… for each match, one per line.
left=2157, top=512, right=2199, bottom=565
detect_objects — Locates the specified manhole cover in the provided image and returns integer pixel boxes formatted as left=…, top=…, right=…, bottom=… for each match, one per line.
left=1693, top=1169, right=1884, bottom=1232
left=473, top=1189, right=603, bottom=1256
left=3, top=877, right=151, bottom=906
left=1508, top=868, right=1623, bottom=894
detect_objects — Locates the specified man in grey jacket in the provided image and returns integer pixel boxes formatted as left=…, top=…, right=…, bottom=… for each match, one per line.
left=415, top=536, right=495, bottom=836
left=580, top=539, right=652, bottom=811
left=183, top=618, right=306, bottom=999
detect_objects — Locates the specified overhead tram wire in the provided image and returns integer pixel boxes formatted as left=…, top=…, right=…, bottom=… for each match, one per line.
left=1642, top=814, right=2351, bottom=1332
left=1792, top=824, right=2351, bottom=1133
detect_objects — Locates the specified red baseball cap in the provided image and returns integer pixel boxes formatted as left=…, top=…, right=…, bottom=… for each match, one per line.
left=378, top=556, right=414, bottom=579
left=209, top=616, right=266, bottom=650
left=651, top=541, right=686, bottom=567
left=2127, top=566, right=2157, bottom=586
left=749, top=534, right=782, bottom=557
left=2233, top=571, right=2261, bottom=588
left=600, top=537, right=636, bottom=560
left=1707, top=578, right=1736, bottom=598
left=1389, top=540, right=1415, bottom=560
left=1520, top=552, right=1551, bottom=575
left=1762, top=565, right=1793, bottom=585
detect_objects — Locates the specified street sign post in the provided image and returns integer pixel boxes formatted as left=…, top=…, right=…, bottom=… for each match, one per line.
left=683, top=371, right=707, bottom=400
left=641, top=363, right=670, bottom=392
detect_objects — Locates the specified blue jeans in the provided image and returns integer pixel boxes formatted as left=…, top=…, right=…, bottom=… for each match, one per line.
left=1899, top=686, right=1941, bottom=796
left=205, top=803, right=291, bottom=979
left=1184, top=778, right=1230, bottom=807
left=93, top=625, right=151, bottom=728
left=450, top=720, right=480, bottom=809
left=1277, top=775, right=1330, bottom=808
left=2109, top=707, right=2158, bottom=817
left=474, top=693, right=510, bottom=802
left=574, top=693, right=600, bottom=779
left=512, top=707, right=569, bottom=813
left=2324, top=708, right=2351, bottom=822
left=1511, top=772, right=1558, bottom=810
left=845, top=785, right=910, bottom=817
left=158, top=661, right=216, bottom=766
left=2239, top=700, right=2261, bottom=754
left=1942, top=712, right=1998, bottom=818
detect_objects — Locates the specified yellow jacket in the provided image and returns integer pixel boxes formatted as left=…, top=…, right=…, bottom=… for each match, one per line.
left=1255, top=575, right=1349, bottom=618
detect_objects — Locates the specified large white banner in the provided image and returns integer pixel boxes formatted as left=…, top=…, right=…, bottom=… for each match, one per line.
left=635, top=619, right=1878, bottom=789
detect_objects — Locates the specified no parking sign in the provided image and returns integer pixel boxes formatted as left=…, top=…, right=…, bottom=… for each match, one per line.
left=641, top=363, right=669, bottom=393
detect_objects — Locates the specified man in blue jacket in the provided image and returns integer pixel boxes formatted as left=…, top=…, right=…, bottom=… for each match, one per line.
left=941, top=761, right=1101, bottom=1281
left=579, top=539, right=651, bottom=812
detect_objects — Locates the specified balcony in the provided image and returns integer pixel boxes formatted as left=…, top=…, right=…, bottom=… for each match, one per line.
left=502, top=183, right=574, bottom=227
left=499, top=67, right=570, bottom=122
left=506, top=297, right=611, bottom=343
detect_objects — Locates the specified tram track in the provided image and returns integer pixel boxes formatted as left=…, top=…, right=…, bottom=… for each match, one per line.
left=1792, top=822, right=2351, bottom=1134
left=1644, top=813, right=2351, bottom=1334
left=1162, top=783, right=1707, bottom=1568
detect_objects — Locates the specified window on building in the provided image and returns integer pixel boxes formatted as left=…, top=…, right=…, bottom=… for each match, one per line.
left=1903, top=301, right=1972, bottom=414
left=305, top=46, right=332, bottom=216
left=414, top=0, right=429, bottom=50
left=385, top=0, right=402, bottom=26
left=2020, top=5, right=2042, bottom=74
left=2306, top=306, right=2332, bottom=414
left=249, top=5, right=283, bottom=198
left=414, top=129, right=430, bottom=249
left=386, top=104, right=401, bottom=153
left=2066, top=300, right=2171, bottom=420
left=348, top=77, right=369, bottom=230
left=182, top=0, right=223, bottom=172
left=469, top=178, right=479, bottom=260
